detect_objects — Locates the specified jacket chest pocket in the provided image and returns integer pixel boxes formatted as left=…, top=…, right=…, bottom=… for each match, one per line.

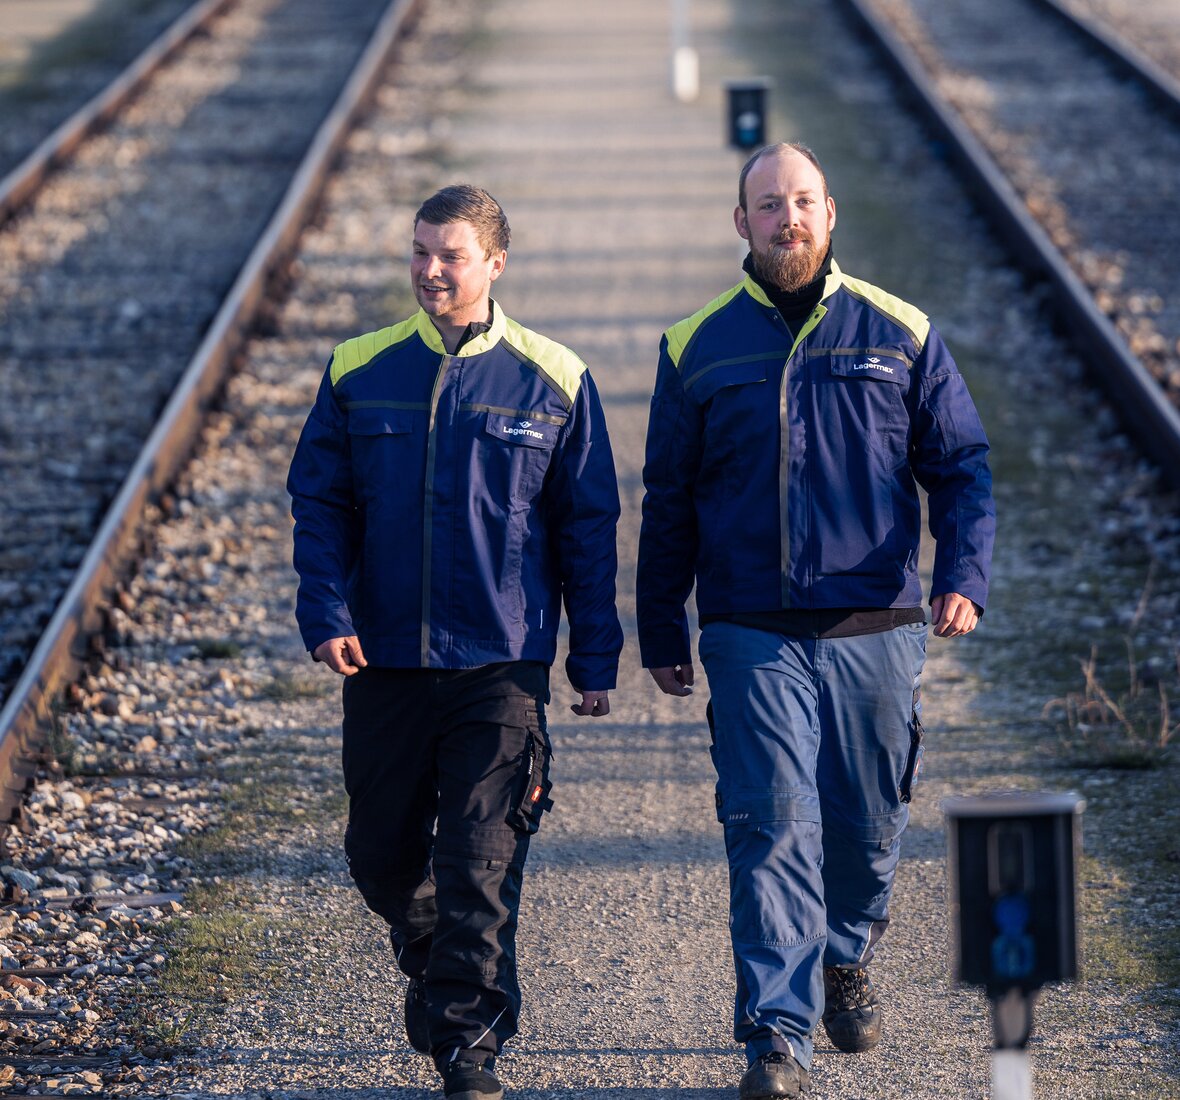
left=688, top=358, right=774, bottom=478
left=346, top=407, right=424, bottom=494
left=481, top=411, right=561, bottom=503
left=819, top=351, right=910, bottom=444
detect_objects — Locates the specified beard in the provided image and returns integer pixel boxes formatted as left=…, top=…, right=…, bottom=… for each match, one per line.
left=751, top=231, right=827, bottom=292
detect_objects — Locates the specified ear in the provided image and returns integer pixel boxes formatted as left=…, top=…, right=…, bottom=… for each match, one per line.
left=826, top=195, right=837, bottom=233
left=489, top=249, right=507, bottom=281
left=733, top=205, right=750, bottom=241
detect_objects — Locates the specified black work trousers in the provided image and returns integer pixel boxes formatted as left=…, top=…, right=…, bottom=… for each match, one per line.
left=340, top=661, right=552, bottom=1067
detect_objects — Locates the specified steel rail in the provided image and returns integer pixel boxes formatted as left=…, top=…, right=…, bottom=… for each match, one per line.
left=0, top=0, right=237, bottom=225
left=1034, top=0, right=1180, bottom=124
left=836, top=0, right=1180, bottom=493
left=0, top=0, right=424, bottom=825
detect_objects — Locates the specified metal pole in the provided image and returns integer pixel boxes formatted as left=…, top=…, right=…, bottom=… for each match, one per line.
left=670, top=0, right=699, bottom=101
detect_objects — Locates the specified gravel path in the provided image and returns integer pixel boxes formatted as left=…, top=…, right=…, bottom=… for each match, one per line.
left=3, top=0, right=1180, bottom=1096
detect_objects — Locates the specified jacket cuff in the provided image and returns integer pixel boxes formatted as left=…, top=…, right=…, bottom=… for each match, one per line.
left=565, top=653, right=619, bottom=694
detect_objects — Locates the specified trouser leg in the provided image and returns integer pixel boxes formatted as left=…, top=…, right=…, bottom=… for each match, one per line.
left=340, top=668, right=438, bottom=979
left=427, top=661, right=551, bottom=1067
left=700, top=622, right=824, bottom=1071
left=816, top=624, right=927, bottom=967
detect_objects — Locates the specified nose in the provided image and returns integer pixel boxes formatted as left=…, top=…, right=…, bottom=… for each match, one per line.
left=422, top=254, right=442, bottom=279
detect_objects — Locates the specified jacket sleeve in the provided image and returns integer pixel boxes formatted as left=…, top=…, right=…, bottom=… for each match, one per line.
left=909, top=326, right=996, bottom=610
left=286, top=362, right=361, bottom=655
left=636, top=337, right=703, bottom=668
left=546, top=368, right=623, bottom=692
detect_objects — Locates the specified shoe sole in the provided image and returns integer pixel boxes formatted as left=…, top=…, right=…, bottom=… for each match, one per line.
left=823, top=1027, right=881, bottom=1054
left=445, top=1090, right=504, bottom=1100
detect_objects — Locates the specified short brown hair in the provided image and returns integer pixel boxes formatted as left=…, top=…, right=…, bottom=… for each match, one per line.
left=738, top=142, right=830, bottom=211
left=414, top=184, right=510, bottom=256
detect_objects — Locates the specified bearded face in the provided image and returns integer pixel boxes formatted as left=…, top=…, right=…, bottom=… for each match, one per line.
left=750, top=228, right=827, bottom=292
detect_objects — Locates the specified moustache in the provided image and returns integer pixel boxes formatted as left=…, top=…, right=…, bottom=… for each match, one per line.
left=774, top=230, right=813, bottom=246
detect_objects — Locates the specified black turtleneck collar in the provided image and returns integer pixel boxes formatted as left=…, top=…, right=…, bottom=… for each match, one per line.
left=743, top=246, right=834, bottom=327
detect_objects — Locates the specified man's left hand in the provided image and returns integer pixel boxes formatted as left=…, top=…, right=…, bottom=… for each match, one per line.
left=570, top=690, right=611, bottom=717
left=931, top=592, right=982, bottom=638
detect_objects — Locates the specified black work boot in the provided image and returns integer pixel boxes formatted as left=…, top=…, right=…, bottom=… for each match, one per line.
left=739, top=1051, right=811, bottom=1099
left=441, top=1056, right=503, bottom=1100
left=404, top=976, right=430, bottom=1054
left=822, top=965, right=882, bottom=1053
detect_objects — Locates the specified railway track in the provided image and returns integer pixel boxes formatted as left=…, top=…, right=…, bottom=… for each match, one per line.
left=0, top=0, right=420, bottom=771
left=840, top=0, right=1180, bottom=483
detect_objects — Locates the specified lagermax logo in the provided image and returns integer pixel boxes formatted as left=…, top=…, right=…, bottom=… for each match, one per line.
left=502, top=419, right=544, bottom=440
left=852, top=355, right=895, bottom=376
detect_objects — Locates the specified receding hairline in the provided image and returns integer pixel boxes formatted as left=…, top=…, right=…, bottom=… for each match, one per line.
left=738, top=142, right=830, bottom=210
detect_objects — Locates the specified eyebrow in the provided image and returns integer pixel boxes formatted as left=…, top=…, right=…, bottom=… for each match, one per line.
left=412, top=239, right=468, bottom=253
left=754, top=188, right=818, bottom=201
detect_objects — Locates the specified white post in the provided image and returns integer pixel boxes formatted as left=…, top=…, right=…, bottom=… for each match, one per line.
left=670, top=0, right=699, bottom=102
left=991, top=1049, right=1033, bottom=1100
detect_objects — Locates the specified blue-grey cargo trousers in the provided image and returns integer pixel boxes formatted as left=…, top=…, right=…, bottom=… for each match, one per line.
left=699, top=621, right=927, bottom=1069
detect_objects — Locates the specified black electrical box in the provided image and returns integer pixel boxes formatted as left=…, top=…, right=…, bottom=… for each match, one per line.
left=944, top=791, right=1083, bottom=994
left=726, top=79, right=772, bottom=150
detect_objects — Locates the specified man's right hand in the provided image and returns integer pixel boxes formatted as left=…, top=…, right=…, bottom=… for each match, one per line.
left=648, top=664, right=694, bottom=697
left=313, top=636, right=368, bottom=676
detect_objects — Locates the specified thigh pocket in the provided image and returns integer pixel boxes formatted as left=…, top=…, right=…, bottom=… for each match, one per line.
left=505, top=711, right=553, bottom=834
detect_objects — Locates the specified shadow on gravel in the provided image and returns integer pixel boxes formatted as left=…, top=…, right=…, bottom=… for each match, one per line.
left=377, top=1092, right=735, bottom=1099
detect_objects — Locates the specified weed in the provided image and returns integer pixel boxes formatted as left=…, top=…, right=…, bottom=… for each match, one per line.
left=257, top=672, right=324, bottom=701
left=192, top=638, right=243, bottom=660
left=130, top=880, right=275, bottom=1051
left=1043, top=644, right=1178, bottom=769
left=1042, top=568, right=1178, bottom=768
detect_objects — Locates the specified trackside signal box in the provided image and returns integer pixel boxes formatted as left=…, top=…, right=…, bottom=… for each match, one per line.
left=944, top=791, right=1083, bottom=996
left=726, top=79, right=772, bottom=150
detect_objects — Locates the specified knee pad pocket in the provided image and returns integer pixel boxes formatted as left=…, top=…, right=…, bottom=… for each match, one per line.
left=716, top=788, right=821, bottom=827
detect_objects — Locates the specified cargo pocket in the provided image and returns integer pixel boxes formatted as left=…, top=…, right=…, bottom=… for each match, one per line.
left=506, top=711, right=553, bottom=834
left=899, top=687, right=925, bottom=804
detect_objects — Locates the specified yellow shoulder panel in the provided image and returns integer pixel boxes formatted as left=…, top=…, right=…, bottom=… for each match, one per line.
left=839, top=275, right=931, bottom=351
left=664, top=282, right=747, bottom=369
left=503, top=317, right=588, bottom=404
left=330, top=317, right=419, bottom=386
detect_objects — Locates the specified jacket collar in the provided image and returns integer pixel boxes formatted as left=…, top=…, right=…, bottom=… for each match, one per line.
left=742, top=258, right=845, bottom=309
left=415, top=298, right=508, bottom=357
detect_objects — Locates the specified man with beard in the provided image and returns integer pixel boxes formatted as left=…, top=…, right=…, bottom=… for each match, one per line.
left=637, top=144, right=994, bottom=1098
left=288, top=184, right=622, bottom=1100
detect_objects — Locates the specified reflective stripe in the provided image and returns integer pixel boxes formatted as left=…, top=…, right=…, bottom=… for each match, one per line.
left=420, top=356, right=451, bottom=665
left=342, top=399, right=430, bottom=411
left=459, top=402, right=566, bottom=426
left=809, top=346, right=913, bottom=369
left=467, top=1006, right=506, bottom=1050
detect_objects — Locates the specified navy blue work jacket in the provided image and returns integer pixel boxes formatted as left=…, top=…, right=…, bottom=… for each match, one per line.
left=287, top=304, right=623, bottom=691
left=637, top=262, right=995, bottom=668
